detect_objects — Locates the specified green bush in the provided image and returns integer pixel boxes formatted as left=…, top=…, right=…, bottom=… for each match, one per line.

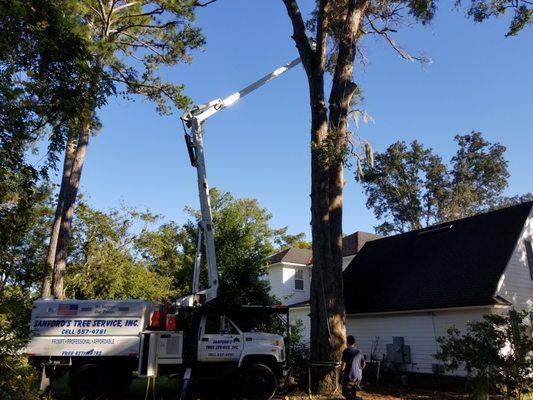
left=0, top=288, right=39, bottom=400
left=287, top=319, right=310, bottom=389
left=436, top=310, right=533, bottom=399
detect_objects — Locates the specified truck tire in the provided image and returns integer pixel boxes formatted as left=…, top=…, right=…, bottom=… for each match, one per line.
left=70, top=363, right=107, bottom=400
left=106, top=364, right=133, bottom=394
left=240, top=363, right=277, bottom=400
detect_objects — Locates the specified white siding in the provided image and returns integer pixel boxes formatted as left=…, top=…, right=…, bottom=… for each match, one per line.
left=266, top=264, right=285, bottom=302
left=290, top=306, right=311, bottom=343
left=496, top=211, right=533, bottom=311
left=346, top=307, right=492, bottom=375
left=266, top=263, right=311, bottom=305
left=282, top=266, right=311, bottom=304
left=268, top=255, right=354, bottom=307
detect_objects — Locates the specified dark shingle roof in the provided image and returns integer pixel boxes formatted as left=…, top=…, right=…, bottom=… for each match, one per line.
left=342, top=231, right=383, bottom=257
left=268, top=231, right=380, bottom=266
left=268, top=247, right=312, bottom=265
left=344, top=202, right=533, bottom=314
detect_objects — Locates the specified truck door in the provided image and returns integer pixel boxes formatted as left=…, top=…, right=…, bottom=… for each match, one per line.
left=197, top=315, right=243, bottom=362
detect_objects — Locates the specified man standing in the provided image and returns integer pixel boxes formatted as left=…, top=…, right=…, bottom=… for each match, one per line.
left=340, top=335, right=365, bottom=400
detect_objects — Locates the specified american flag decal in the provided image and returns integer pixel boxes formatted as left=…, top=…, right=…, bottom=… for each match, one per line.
left=58, top=304, right=78, bottom=316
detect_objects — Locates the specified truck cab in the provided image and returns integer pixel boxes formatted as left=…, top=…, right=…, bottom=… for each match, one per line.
left=197, top=314, right=285, bottom=367
left=140, top=305, right=289, bottom=400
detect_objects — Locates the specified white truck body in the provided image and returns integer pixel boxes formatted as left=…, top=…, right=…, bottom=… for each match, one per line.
left=27, top=299, right=156, bottom=357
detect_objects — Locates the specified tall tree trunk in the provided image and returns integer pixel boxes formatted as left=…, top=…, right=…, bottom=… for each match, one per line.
left=283, top=0, right=340, bottom=393
left=52, top=121, right=91, bottom=298
left=283, top=0, right=369, bottom=393
left=326, top=0, right=369, bottom=365
left=308, top=58, right=337, bottom=393
left=40, top=134, right=78, bottom=298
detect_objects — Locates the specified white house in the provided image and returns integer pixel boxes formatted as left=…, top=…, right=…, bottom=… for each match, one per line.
left=267, top=232, right=382, bottom=340
left=343, top=201, right=533, bottom=376
left=267, top=201, right=533, bottom=378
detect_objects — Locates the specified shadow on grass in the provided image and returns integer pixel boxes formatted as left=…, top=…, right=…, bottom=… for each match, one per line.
left=49, top=374, right=179, bottom=400
left=49, top=374, right=242, bottom=400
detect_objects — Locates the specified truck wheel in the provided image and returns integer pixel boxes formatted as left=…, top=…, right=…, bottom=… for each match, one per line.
left=240, top=364, right=277, bottom=400
left=70, top=363, right=107, bottom=400
left=107, top=364, right=132, bottom=394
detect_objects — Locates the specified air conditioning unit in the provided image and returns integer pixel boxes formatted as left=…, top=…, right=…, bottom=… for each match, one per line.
left=385, top=336, right=411, bottom=364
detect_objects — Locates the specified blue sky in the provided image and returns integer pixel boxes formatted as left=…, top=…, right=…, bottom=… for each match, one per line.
left=48, top=1, right=533, bottom=239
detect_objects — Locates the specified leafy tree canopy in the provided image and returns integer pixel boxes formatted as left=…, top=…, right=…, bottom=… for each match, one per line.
left=76, top=0, right=206, bottom=114
left=0, top=0, right=105, bottom=176
left=458, top=0, right=532, bottom=36
left=0, top=287, right=39, bottom=400
left=361, top=131, right=517, bottom=235
left=182, top=188, right=291, bottom=306
left=65, top=202, right=172, bottom=301
left=0, top=184, right=53, bottom=296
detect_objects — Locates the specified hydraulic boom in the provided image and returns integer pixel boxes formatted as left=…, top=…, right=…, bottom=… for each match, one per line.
left=180, top=56, right=301, bottom=306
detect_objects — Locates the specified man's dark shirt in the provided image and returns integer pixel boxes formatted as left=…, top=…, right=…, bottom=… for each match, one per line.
left=342, top=346, right=361, bottom=381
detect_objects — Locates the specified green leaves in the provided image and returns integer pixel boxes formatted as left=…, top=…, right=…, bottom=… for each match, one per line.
left=60, top=188, right=291, bottom=306
left=183, top=189, right=279, bottom=306
left=80, top=0, right=205, bottom=114
left=436, top=310, right=533, bottom=399
left=460, top=0, right=532, bottom=36
left=360, top=132, right=510, bottom=234
left=65, top=203, right=173, bottom=301
left=0, top=288, right=40, bottom=400
left=0, top=184, right=53, bottom=296
left=406, top=0, right=437, bottom=22
left=449, top=132, right=509, bottom=218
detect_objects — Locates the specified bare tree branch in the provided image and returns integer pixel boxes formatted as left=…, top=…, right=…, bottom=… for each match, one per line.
left=120, top=31, right=167, bottom=61
left=113, top=1, right=140, bottom=13
left=193, top=0, right=218, bottom=6
left=366, top=15, right=430, bottom=63
left=115, top=7, right=164, bottom=21
left=110, top=20, right=178, bottom=35
left=281, top=0, right=315, bottom=76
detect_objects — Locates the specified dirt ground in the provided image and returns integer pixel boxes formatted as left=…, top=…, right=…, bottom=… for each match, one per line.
left=279, top=386, right=469, bottom=400
left=50, top=376, right=470, bottom=400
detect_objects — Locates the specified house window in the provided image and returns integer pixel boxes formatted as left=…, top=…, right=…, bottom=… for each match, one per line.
left=295, top=269, right=304, bottom=291
left=526, top=240, right=533, bottom=280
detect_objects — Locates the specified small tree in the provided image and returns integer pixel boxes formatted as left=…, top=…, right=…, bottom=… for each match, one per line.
left=181, top=189, right=280, bottom=307
left=436, top=310, right=533, bottom=400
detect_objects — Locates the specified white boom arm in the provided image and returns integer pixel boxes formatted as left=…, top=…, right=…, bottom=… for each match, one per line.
left=180, top=56, right=301, bottom=306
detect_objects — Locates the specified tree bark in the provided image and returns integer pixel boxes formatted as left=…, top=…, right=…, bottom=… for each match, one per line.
left=52, top=121, right=91, bottom=298
left=41, top=134, right=78, bottom=298
left=283, top=0, right=339, bottom=393
left=327, top=0, right=369, bottom=304
left=282, top=0, right=369, bottom=393
left=324, top=1, right=369, bottom=392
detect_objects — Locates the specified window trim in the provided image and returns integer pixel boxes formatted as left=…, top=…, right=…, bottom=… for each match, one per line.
left=294, top=269, right=304, bottom=291
left=525, top=239, right=533, bottom=280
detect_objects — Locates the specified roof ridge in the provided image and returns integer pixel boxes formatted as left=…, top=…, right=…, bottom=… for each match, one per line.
left=371, top=201, right=533, bottom=242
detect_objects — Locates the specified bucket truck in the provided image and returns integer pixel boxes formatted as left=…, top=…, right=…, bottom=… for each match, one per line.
left=27, top=56, right=301, bottom=400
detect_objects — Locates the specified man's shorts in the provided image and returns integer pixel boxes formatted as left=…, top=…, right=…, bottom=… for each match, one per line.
left=342, top=379, right=361, bottom=400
